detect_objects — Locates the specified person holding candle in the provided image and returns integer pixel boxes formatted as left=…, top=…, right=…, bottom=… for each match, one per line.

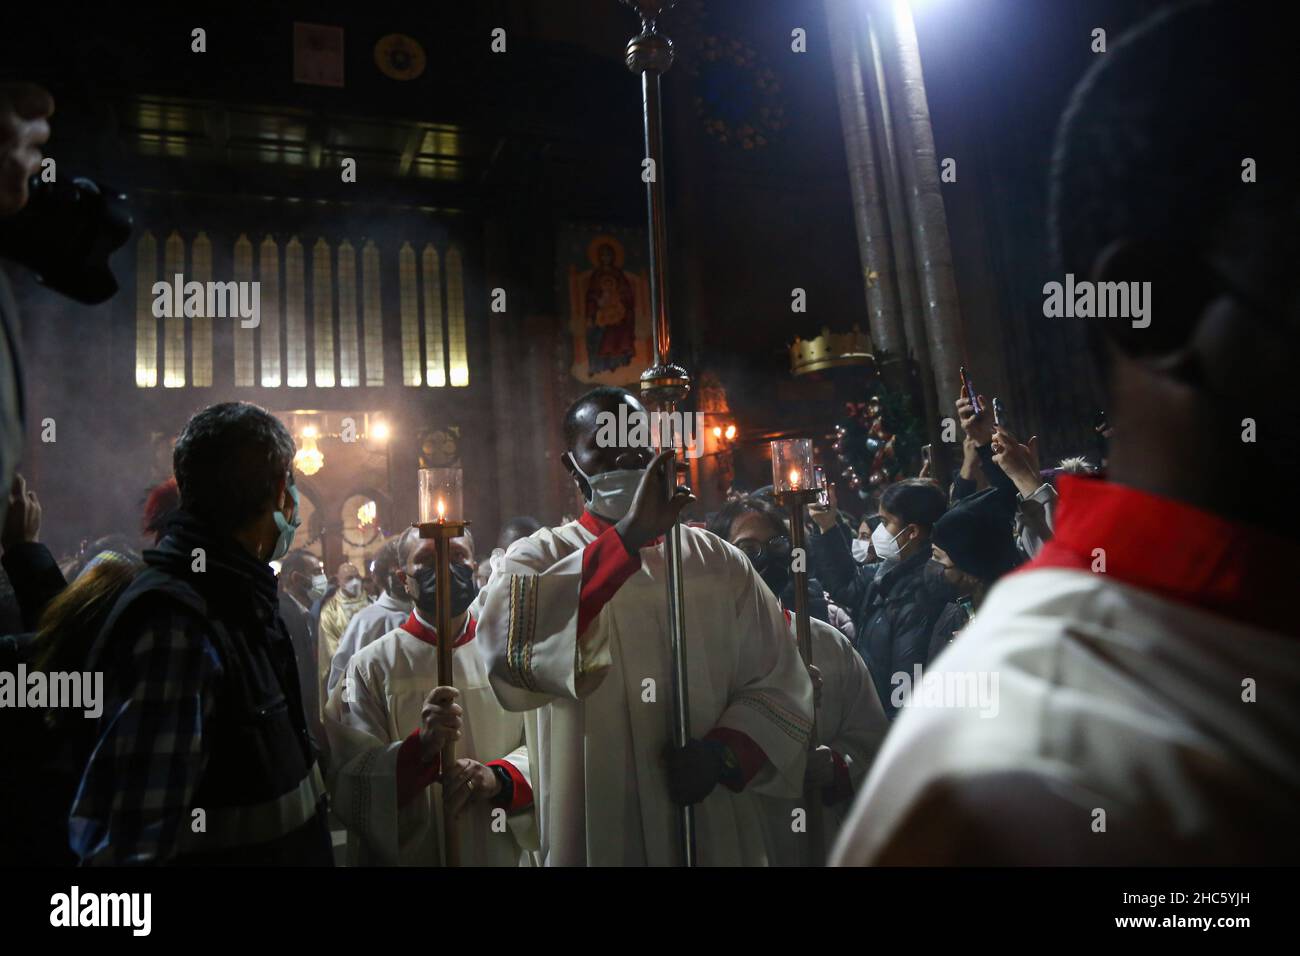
left=323, top=527, right=536, bottom=867
left=475, top=385, right=814, bottom=866
left=708, top=494, right=888, bottom=865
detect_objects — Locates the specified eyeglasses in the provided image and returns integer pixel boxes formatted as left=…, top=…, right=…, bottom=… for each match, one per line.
left=735, top=535, right=791, bottom=563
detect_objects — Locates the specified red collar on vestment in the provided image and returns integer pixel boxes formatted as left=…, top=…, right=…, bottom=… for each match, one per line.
left=1024, top=475, right=1292, bottom=634
left=399, top=611, right=476, bottom=648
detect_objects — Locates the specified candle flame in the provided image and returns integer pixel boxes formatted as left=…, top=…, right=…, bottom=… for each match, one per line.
left=437, top=497, right=446, bottom=520
left=789, top=468, right=801, bottom=489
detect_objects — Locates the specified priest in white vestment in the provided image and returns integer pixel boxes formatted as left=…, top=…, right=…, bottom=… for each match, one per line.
left=327, top=530, right=423, bottom=696
left=708, top=495, right=888, bottom=865
left=477, top=388, right=814, bottom=866
left=325, top=536, right=536, bottom=867
left=832, top=477, right=1300, bottom=865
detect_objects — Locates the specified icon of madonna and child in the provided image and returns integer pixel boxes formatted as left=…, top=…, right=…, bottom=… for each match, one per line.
left=567, top=234, right=652, bottom=384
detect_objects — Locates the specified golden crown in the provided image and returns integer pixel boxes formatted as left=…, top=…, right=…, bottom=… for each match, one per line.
left=789, top=325, right=875, bottom=375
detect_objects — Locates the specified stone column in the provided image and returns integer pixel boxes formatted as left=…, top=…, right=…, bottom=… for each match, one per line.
left=874, top=0, right=967, bottom=416
left=826, top=0, right=908, bottom=362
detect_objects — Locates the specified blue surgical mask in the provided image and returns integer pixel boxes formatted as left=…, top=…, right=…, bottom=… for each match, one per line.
left=271, top=482, right=301, bottom=562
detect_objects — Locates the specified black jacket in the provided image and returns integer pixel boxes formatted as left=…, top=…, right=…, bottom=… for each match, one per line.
left=89, top=512, right=333, bottom=865
left=811, top=524, right=954, bottom=718
left=2, top=541, right=68, bottom=631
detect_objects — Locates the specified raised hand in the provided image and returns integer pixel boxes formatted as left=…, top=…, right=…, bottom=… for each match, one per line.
left=614, top=449, right=694, bottom=551
left=2, top=473, right=41, bottom=551
left=956, top=385, right=994, bottom=447
left=991, top=426, right=1042, bottom=497
left=808, top=476, right=841, bottom=532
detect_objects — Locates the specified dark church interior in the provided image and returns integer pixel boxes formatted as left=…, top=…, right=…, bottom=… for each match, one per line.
left=4, top=0, right=1157, bottom=560
left=0, top=0, right=1292, bottom=924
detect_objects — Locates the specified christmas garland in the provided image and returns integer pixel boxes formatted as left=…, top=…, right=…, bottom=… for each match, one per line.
left=830, top=385, right=925, bottom=498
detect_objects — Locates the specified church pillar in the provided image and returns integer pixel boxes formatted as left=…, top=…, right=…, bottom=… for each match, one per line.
left=825, top=0, right=967, bottom=479
left=826, top=0, right=908, bottom=363
left=875, top=0, right=967, bottom=430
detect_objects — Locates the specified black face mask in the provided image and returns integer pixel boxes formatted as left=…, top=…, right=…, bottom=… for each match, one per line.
left=758, top=559, right=791, bottom=599
left=736, top=535, right=792, bottom=599
left=411, top=563, right=479, bottom=619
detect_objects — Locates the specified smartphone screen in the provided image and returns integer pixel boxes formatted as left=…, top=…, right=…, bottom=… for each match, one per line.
left=993, top=398, right=1004, bottom=428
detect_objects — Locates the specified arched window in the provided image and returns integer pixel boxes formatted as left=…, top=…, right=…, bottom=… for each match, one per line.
left=259, top=236, right=282, bottom=387
left=191, top=232, right=213, bottom=387
left=285, top=237, right=308, bottom=386
left=163, top=231, right=185, bottom=387
left=233, top=234, right=255, bottom=386
left=337, top=239, right=359, bottom=387
left=312, top=238, right=335, bottom=387
left=135, top=231, right=158, bottom=388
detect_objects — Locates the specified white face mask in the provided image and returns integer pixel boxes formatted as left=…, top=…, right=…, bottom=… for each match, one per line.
left=310, top=573, right=328, bottom=597
left=871, top=521, right=909, bottom=563
left=569, top=454, right=645, bottom=521
left=850, top=538, right=872, bottom=563
left=341, top=578, right=363, bottom=598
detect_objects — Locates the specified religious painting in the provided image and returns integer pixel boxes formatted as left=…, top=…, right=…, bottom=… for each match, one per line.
left=560, top=226, right=653, bottom=385
left=293, top=23, right=345, bottom=88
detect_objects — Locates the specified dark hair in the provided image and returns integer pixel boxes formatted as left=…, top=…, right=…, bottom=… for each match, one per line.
left=563, top=386, right=634, bottom=449
left=1049, top=1, right=1292, bottom=358
left=498, top=515, right=542, bottom=550
left=173, top=402, right=296, bottom=531
left=280, top=548, right=320, bottom=580
left=880, top=479, right=947, bottom=530
left=371, top=539, right=401, bottom=584
left=706, top=495, right=787, bottom=542
left=395, top=526, right=421, bottom=565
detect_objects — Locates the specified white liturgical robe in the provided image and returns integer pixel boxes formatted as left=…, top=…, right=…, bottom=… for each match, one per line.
left=325, top=612, right=537, bottom=867
left=327, top=590, right=415, bottom=696
left=475, top=513, right=815, bottom=866
left=834, top=475, right=1300, bottom=865
left=758, top=614, right=888, bottom=866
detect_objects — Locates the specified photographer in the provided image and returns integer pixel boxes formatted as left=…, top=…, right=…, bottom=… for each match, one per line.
left=0, top=81, right=54, bottom=522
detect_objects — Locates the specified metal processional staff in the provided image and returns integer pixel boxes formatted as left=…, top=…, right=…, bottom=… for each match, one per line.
left=617, top=0, right=695, bottom=868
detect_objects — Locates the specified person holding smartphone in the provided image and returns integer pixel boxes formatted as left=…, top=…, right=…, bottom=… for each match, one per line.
left=834, top=1, right=1300, bottom=865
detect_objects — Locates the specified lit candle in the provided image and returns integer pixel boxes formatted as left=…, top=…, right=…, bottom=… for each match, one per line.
left=789, top=468, right=801, bottom=490
left=437, top=497, right=446, bottom=522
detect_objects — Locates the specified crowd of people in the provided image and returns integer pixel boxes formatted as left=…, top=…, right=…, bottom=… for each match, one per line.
left=0, top=0, right=1296, bottom=866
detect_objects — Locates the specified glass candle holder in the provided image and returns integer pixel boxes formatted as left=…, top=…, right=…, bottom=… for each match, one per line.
left=771, top=438, right=815, bottom=494
left=418, top=467, right=464, bottom=523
